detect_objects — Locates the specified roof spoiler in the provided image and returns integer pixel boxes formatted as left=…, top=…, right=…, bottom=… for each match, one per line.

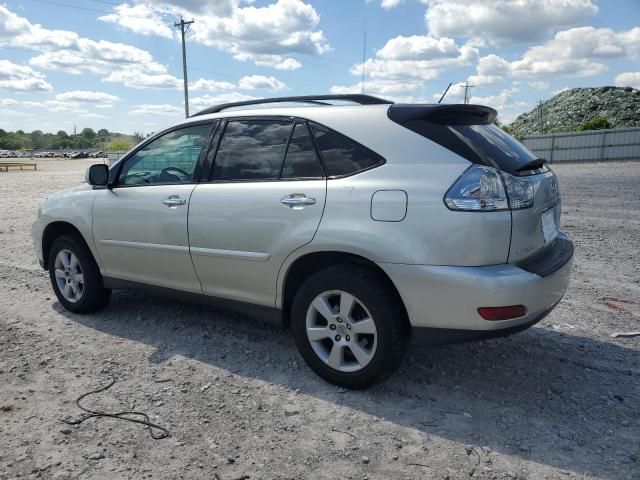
left=192, top=94, right=394, bottom=117
left=388, top=104, right=498, bottom=125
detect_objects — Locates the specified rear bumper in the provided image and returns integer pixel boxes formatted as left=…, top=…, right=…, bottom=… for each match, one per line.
left=411, top=301, right=557, bottom=345
left=377, top=232, right=573, bottom=343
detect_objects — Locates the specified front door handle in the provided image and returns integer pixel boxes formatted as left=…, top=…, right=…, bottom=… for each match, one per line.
left=162, top=195, right=187, bottom=208
left=281, top=193, right=316, bottom=208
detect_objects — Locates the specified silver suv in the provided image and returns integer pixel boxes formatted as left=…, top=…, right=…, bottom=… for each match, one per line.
left=32, top=94, right=574, bottom=388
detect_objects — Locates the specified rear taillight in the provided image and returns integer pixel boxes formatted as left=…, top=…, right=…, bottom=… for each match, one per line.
left=444, top=165, right=534, bottom=212
left=478, top=305, right=526, bottom=320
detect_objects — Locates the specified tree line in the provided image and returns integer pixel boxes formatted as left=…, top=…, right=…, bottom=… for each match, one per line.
left=0, top=128, right=146, bottom=151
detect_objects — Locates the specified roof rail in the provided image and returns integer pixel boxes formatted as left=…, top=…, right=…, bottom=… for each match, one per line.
left=191, top=94, right=394, bottom=117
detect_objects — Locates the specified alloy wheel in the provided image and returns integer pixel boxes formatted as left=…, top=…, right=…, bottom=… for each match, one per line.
left=54, top=249, right=84, bottom=303
left=305, top=290, right=378, bottom=373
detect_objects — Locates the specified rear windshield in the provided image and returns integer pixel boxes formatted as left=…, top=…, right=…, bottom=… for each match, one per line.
left=392, top=108, right=539, bottom=175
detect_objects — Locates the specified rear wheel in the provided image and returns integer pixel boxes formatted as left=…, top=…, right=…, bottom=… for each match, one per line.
left=48, top=234, right=111, bottom=313
left=291, top=265, right=407, bottom=389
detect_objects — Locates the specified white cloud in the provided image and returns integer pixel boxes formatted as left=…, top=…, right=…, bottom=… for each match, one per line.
left=509, top=27, right=639, bottom=78
left=528, top=81, right=550, bottom=91
left=55, top=90, right=120, bottom=104
left=238, top=75, right=288, bottom=91
left=467, top=75, right=504, bottom=86
left=376, top=35, right=459, bottom=61
left=332, top=36, right=479, bottom=99
left=79, top=112, right=109, bottom=119
left=424, top=0, right=598, bottom=45
left=0, top=5, right=167, bottom=78
left=469, top=89, right=528, bottom=111
left=0, top=5, right=223, bottom=92
left=102, top=71, right=182, bottom=89
left=98, top=4, right=173, bottom=39
left=467, top=26, right=640, bottom=85
left=153, top=0, right=235, bottom=16
left=129, top=104, right=183, bottom=116
left=615, top=72, right=640, bottom=89
left=97, top=0, right=329, bottom=70
left=0, top=59, right=52, bottom=92
left=189, top=79, right=236, bottom=91
left=330, top=78, right=424, bottom=97
left=190, top=92, right=257, bottom=110
left=380, top=0, right=403, bottom=9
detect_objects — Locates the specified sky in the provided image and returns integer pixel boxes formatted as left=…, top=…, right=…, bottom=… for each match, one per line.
left=0, top=0, right=639, bottom=134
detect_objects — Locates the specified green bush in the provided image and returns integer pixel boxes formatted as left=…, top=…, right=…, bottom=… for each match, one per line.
left=106, top=140, right=132, bottom=151
left=577, top=116, right=612, bottom=131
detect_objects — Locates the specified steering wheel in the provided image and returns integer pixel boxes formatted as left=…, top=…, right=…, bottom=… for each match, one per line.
left=159, top=166, right=190, bottom=182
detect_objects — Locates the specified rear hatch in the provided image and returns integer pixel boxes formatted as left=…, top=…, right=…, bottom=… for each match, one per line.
left=388, top=104, right=561, bottom=264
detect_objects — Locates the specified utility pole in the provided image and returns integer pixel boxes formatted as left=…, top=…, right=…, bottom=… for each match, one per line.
left=462, top=83, right=475, bottom=104
left=538, top=100, right=545, bottom=133
left=175, top=16, right=194, bottom=118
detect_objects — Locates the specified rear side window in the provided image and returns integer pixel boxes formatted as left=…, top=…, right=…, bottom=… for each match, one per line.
left=311, top=123, right=384, bottom=177
left=213, top=120, right=292, bottom=180
left=281, top=123, right=324, bottom=179
left=391, top=107, right=538, bottom=175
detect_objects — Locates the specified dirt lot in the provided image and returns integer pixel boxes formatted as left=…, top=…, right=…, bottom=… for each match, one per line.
left=0, top=159, right=638, bottom=480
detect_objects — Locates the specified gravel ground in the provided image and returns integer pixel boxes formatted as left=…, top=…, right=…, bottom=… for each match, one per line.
left=0, top=159, right=638, bottom=480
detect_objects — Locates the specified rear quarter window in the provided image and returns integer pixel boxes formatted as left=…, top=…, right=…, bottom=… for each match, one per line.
left=311, top=123, right=384, bottom=177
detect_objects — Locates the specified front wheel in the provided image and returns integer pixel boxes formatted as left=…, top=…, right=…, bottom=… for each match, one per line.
left=291, top=265, right=408, bottom=389
left=48, top=234, right=111, bottom=313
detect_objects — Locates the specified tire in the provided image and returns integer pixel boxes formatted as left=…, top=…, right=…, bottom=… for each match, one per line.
left=291, top=265, right=408, bottom=389
left=48, top=234, right=111, bottom=313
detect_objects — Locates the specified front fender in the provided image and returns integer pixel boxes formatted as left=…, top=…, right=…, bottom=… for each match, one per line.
left=36, top=185, right=100, bottom=268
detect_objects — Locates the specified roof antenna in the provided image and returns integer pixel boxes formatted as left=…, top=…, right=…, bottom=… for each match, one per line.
left=438, top=83, right=452, bottom=103
left=361, top=15, right=367, bottom=94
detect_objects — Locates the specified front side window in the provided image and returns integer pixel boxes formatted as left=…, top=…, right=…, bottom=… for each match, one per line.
left=118, top=123, right=212, bottom=186
left=213, top=120, right=292, bottom=181
left=311, top=123, right=384, bottom=177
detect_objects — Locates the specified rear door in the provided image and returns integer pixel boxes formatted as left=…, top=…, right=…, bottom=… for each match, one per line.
left=188, top=118, right=327, bottom=306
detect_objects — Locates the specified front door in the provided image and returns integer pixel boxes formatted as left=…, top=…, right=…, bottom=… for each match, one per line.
left=93, top=122, right=214, bottom=292
left=188, top=119, right=327, bottom=306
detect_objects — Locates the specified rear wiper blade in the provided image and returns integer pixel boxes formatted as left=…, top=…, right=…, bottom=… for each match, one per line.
left=516, top=158, right=546, bottom=172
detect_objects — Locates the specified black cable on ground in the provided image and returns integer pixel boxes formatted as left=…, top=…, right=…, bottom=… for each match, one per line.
left=60, top=377, right=171, bottom=440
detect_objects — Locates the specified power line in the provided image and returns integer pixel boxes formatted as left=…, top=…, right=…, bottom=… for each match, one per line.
left=175, top=17, right=194, bottom=118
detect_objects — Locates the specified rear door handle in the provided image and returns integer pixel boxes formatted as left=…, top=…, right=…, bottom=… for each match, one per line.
left=281, top=193, right=316, bottom=208
left=162, top=195, right=187, bottom=208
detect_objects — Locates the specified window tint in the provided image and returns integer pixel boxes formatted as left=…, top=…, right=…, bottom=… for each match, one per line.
left=449, top=123, right=538, bottom=173
left=281, top=123, right=324, bottom=179
left=119, top=123, right=211, bottom=186
left=388, top=106, right=539, bottom=175
left=213, top=120, right=292, bottom=180
left=311, top=123, right=384, bottom=177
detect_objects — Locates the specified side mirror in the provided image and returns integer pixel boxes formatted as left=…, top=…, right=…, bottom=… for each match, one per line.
left=85, top=164, right=109, bottom=187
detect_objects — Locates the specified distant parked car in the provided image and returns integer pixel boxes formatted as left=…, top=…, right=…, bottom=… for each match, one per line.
left=32, top=94, right=574, bottom=388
